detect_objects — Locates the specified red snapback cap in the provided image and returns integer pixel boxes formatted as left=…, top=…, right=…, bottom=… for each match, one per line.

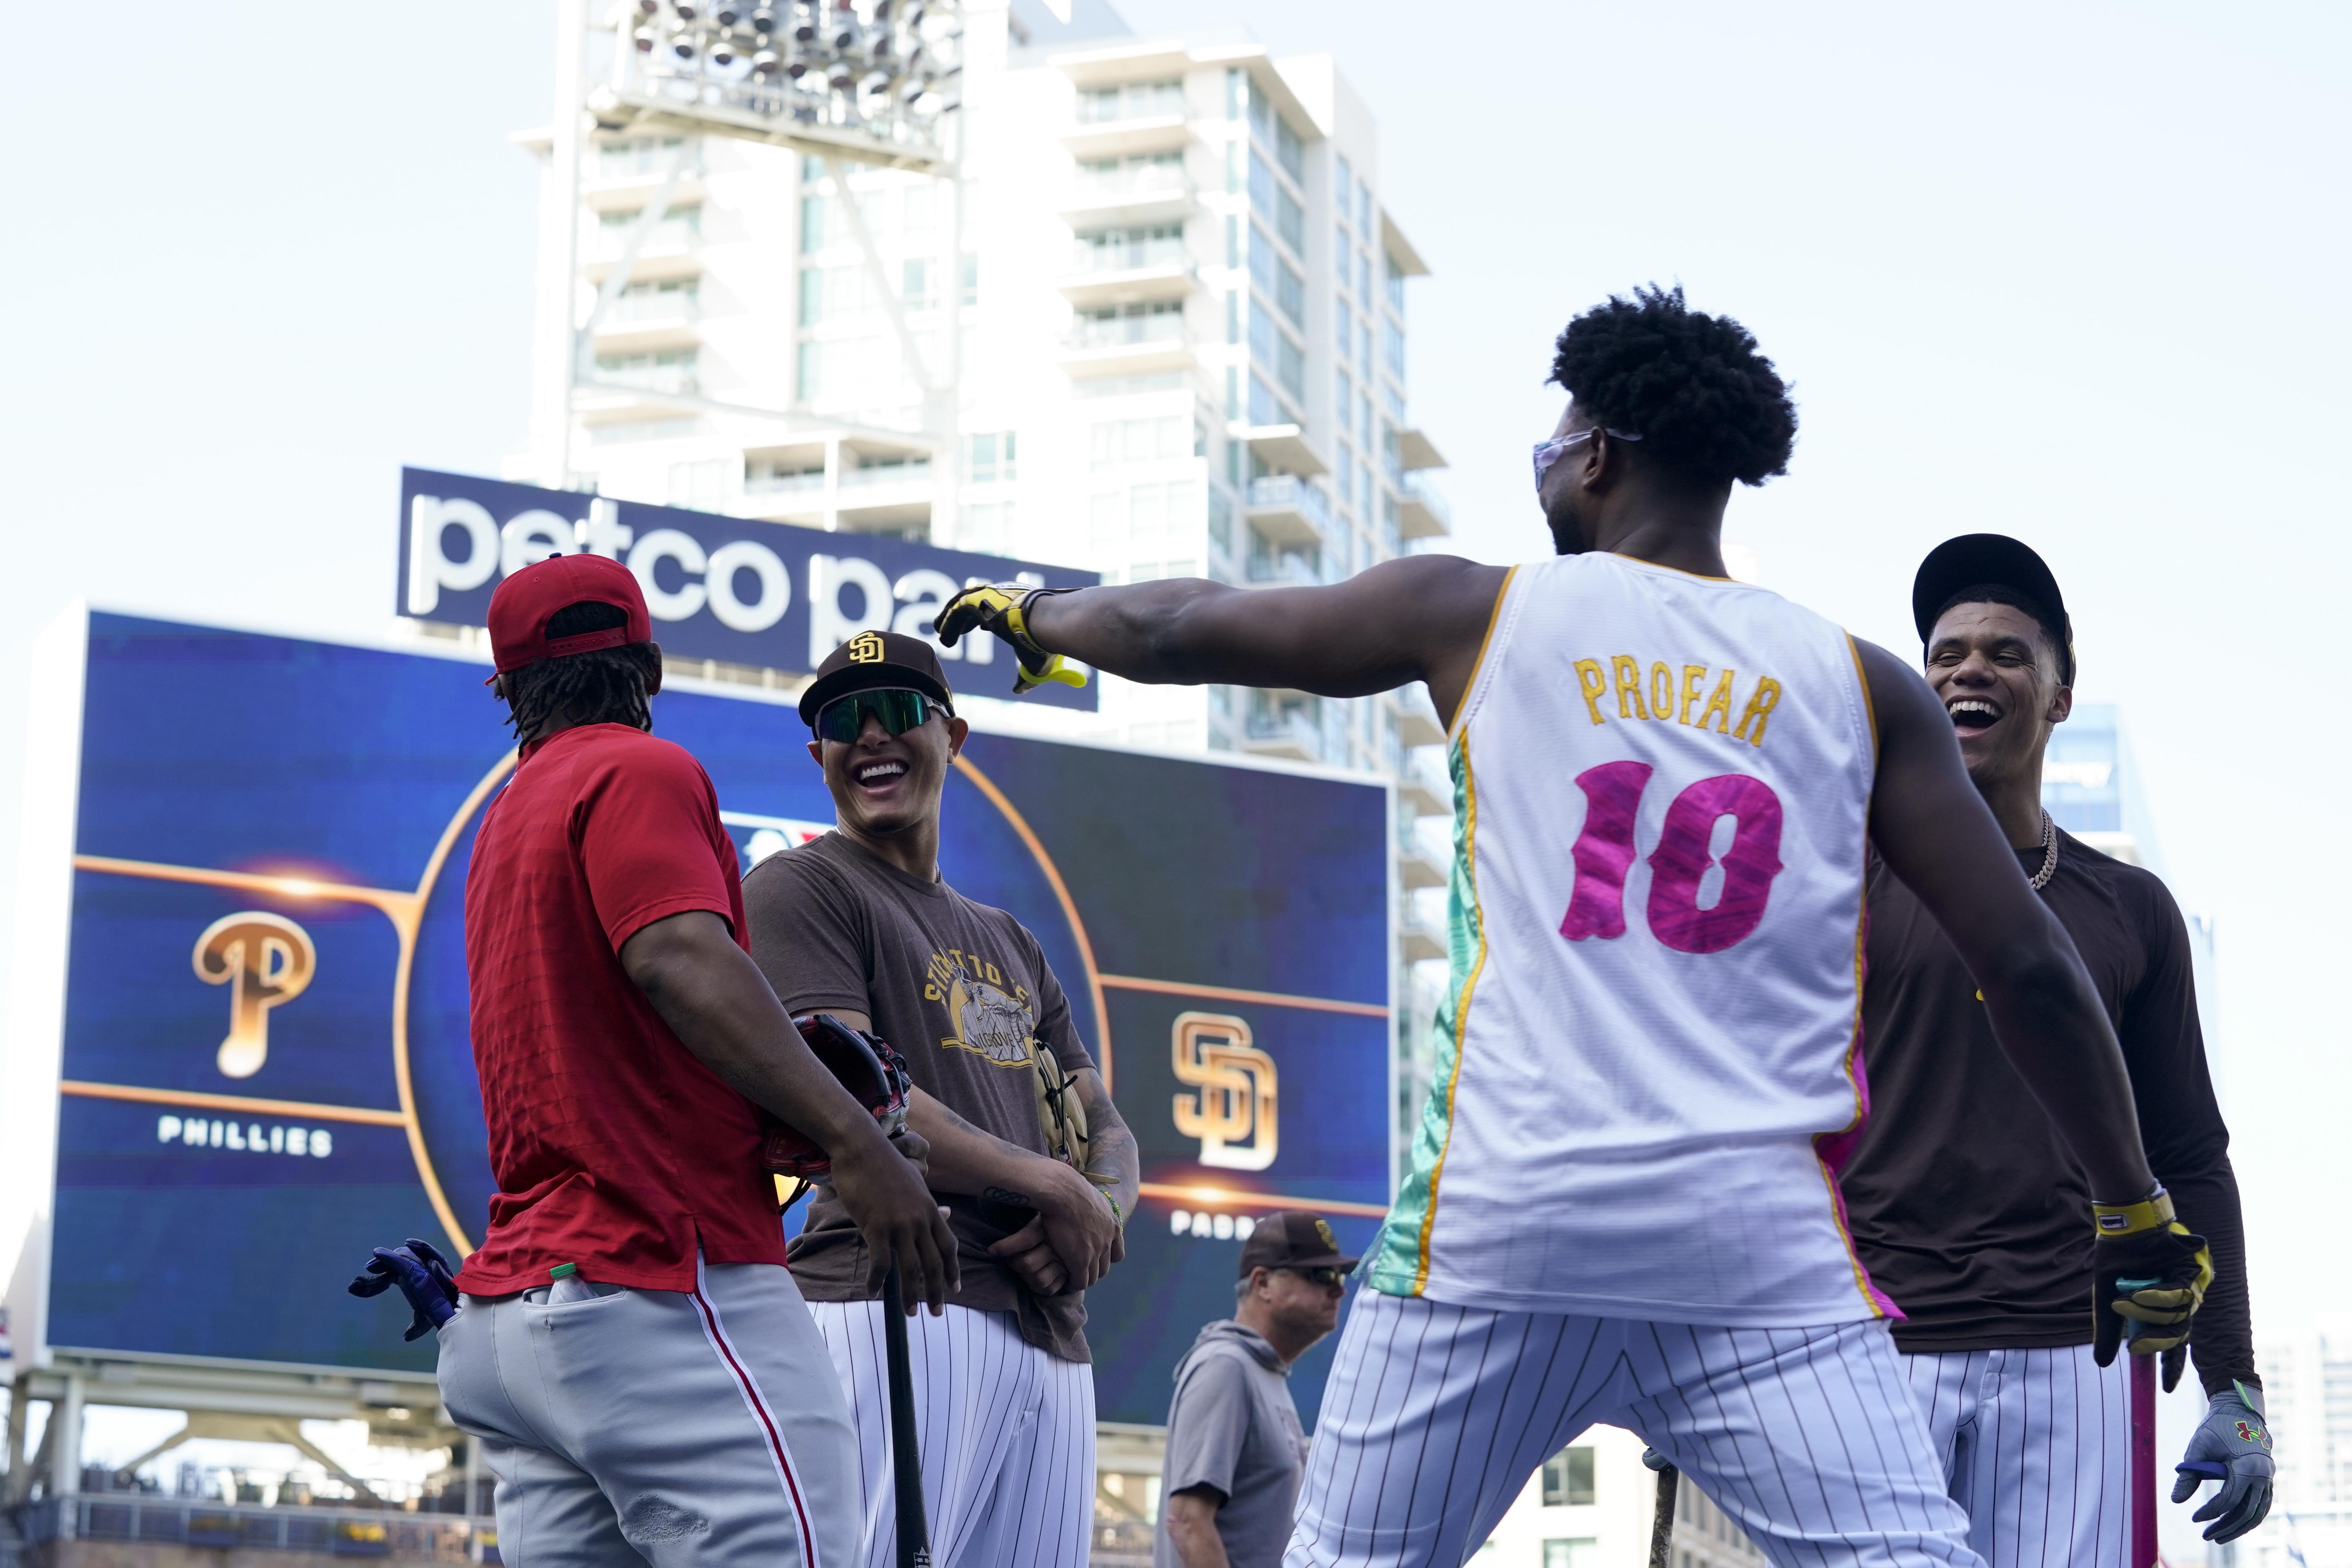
left=486, top=553, right=652, bottom=675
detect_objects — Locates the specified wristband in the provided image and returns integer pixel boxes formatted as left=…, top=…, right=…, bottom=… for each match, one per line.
left=2092, top=1184, right=2175, bottom=1237
left=1094, top=1184, right=1124, bottom=1230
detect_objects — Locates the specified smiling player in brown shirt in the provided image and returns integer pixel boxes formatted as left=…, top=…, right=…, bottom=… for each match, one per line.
left=743, top=630, right=1139, bottom=1568
left=1839, top=535, right=2270, bottom=1565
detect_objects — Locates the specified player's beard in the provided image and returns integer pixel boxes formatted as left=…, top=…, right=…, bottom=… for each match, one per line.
left=1545, top=488, right=1592, bottom=557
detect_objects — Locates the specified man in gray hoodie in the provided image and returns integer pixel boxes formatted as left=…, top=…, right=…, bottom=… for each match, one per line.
left=1158, top=1213, right=1356, bottom=1568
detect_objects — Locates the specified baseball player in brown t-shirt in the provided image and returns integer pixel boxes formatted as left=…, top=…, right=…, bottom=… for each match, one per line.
left=743, top=631, right=1140, bottom=1568
left=1838, top=535, right=2270, bottom=1564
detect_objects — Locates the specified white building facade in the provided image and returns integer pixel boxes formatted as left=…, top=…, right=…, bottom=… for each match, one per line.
left=510, top=0, right=1459, bottom=1159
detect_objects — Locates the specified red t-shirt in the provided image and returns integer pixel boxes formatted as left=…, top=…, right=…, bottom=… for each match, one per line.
left=456, top=722, right=786, bottom=1295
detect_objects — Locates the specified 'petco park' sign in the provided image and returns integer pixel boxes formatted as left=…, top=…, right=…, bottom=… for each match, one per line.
left=397, top=467, right=1099, bottom=711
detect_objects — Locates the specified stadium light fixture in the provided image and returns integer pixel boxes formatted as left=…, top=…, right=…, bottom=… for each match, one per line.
left=589, top=0, right=962, bottom=173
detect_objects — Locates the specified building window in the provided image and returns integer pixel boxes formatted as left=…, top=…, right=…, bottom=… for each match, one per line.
left=1076, top=300, right=1184, bottom=348
left=1384, top=317, right=1406, bottom=380
left=1540, top=1447, right=1595, bottom=1506
left=1276, top=258, right=1305, bottom=327
left=593, top=349, right=697, bottom=394
left=1336, top=300, right=1354, bottom=363
left=798, top=194, right=826, bottom=253
left=962, top=252, right=978, bottom=307
left=1335, top=153, right=1354, bottom=219
left=1225, top=67, right=1245, bottom=121
left=1274, top=115, right=1304, bottom=183
left=795, top=340, right=820, bottom=400
left=1543, top=1542, right=1597, bottom=1568
left=965, top=431, right=1017, bottom=483
left=1249, top=373, right=1279, bottom=427
left=797, top=269, right=825, bottom=326
left=902, top=257, right=934, bottom=310
left=1090, top=415, right=1189, bottom=467
left=1078, top=78, right=1184, bottom=123
left=1276, top=185, right=1305, bottom=255
left=1386, top=251, right=1407, bottom=312
left=1077, top=224, right=1186, bottom=273
left=1335, top=224, right=1352, bottom=284
left=1357, top=178, right=1372, bottom=232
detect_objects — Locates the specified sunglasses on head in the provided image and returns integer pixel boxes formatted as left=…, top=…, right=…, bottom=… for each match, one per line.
left=812, top=688, right=943, bottom=744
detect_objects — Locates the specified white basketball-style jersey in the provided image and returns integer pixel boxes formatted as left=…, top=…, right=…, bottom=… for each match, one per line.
left=1366, top=552, right=1895, bottom=1325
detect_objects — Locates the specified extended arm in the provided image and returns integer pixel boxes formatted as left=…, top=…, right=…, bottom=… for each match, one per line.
left=1854, top=640, right=2154, bottom=1200
left=620, top=914, right=959, bottom=1309
left=949, top=557, right=1509, bottom=727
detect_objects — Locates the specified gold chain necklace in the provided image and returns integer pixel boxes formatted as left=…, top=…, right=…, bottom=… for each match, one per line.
left=2029, top=810, right=2058, bottom=890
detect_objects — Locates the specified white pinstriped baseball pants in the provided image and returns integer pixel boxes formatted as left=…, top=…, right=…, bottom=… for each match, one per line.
left=437, top=1259, right=858, bottom=1568
left=1284, top=1290, right=1984, bottom=1568
left=1896, top=1347, right=2130, bottom=1568
left=806, top=1300, right=1095, bottom=1568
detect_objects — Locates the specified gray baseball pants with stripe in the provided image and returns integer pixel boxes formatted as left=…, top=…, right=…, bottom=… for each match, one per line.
left=1285, top=1289, right=1986, bottom=1568
left=437, top=1258, right=859, bottom=1568
left=1897, top=1346, right=2130, bottom=1568
left=806, top=1300, right=1095, bottom=1568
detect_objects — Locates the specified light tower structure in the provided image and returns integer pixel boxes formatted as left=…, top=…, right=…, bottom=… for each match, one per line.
left=535, top=0, right=969, bottom=541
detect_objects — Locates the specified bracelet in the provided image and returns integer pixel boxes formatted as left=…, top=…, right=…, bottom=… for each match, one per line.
left=1094, top=1184, right=1124, bottom=1230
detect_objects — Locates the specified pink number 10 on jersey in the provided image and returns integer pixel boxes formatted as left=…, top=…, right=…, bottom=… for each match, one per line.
left=1560, top=762, right=1787, bottom=954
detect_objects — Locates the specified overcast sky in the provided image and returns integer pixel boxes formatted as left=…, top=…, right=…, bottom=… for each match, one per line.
left=3, top=0, right=2346, bottom=1405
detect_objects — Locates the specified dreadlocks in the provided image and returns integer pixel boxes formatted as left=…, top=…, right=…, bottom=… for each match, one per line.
left=500, top=600, right=660, bottom=742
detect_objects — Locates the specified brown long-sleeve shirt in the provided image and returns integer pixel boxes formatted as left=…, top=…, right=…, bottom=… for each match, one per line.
left=1837, top=829, right=2254, bottom=1395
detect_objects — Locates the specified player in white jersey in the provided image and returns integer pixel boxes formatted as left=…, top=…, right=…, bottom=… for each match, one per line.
left=936, top=286, right=2215, bottom=1568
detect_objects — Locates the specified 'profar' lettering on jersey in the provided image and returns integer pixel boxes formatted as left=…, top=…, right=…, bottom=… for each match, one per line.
left=1368, top=553, right=1892, bottom=1326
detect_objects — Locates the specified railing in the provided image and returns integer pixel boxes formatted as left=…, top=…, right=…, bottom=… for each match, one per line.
left=841, top=459, right=931, bottom=488
left=588, top=363, right=698, bottom=395
left=1245, top=707, right=1323, bottom=756
left=592, top=215, right=699, bottom=256
left=1070, top=164, right=1189, bottom=204
left=744, top=467, right=826, bottom=495
left=10, top=1495, right=495, bottom=1561
left=1070, top=235, right=1187, bottom=273
left=607, top=289, right=699, bottom=323
left=1068, top=312, right=1185, bottom=350
left=1243, top=474, right=1333, bottom=536
left=1245, top=552, right=1319, bottom=589
left=1075, top=83, right=1185, bottom=124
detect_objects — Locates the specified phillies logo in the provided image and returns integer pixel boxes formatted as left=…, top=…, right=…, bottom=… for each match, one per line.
left=1172, top=1011, right=1278, bottom=1172
left=191, top=913, right=316, bottom=1078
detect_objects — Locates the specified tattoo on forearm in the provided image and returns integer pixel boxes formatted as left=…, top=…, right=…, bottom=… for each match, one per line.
left=982, top=1186, right=1033, bottom=1208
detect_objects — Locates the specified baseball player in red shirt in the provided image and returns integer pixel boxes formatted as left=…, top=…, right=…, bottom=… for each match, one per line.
left=434, top=553, right=956, bottom=1568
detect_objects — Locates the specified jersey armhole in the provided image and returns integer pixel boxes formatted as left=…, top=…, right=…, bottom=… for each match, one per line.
left=1447, top=566, right=1523, bottom=745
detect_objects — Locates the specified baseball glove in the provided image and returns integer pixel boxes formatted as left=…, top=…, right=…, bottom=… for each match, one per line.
left=761, top=1013, right=914, bottom=1182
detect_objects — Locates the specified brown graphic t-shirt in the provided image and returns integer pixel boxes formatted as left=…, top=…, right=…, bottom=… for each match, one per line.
left=743, top=830, right=1096, bottom=1362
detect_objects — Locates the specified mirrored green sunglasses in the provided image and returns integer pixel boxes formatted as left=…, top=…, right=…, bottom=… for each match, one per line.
left=812, top=688, right=942, bottom=744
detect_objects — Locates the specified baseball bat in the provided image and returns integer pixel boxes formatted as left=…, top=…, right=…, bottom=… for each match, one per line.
left=2116, top=1276, right=2159, bottom=1568
left=1648, top=1459, right=1679, bottom=1568
left=881, top=1267, right=932, bottom=1568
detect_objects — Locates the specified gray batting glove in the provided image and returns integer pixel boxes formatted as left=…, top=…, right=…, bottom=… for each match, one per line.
left=2172, top=1379, right=2274, bottom=1542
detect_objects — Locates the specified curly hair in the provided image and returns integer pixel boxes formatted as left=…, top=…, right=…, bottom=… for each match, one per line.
left=500, top=600, right=659, bottom=740
left=1548, top=284, right=1798, bottom=488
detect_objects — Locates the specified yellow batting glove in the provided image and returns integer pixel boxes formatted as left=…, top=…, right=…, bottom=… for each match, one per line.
left=933, top=583, right=1088, bottom=697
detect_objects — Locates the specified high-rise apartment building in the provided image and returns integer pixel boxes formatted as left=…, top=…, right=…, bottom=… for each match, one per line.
left=2225, top=1326, right=2352, bottom=1568
left=510, top=0, right=1458, bottom=1155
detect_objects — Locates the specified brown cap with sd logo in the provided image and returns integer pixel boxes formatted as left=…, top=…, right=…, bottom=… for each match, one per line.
left=795, top=629, right=956, bottom=727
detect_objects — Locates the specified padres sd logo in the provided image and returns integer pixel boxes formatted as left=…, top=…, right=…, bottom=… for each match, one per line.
left=847, top=631, right=886, bottom=663
left=1172, top=1011, right=1277, bottom=1171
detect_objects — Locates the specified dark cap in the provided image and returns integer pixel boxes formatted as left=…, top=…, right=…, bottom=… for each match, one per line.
left=1911, top=533, right=2075, bottom=685
left=1237, top=1211, right=1358, bottom=1278
left=796, top=630, right=955, bottom=726
left=486, top=553, right=653, bottom=675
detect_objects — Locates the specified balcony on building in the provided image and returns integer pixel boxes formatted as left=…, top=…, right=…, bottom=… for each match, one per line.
left=1398, top=747, right=1452, bottom=817
left=737, top=444, right=829, bottom=523
left=1242, top=700, right=1323, bottom=762
left=1060, top=301, right=1192, bottom=378
left=1399, top=897, right=1446, bottom=964
left=581, top=138, right=707, bottom=213
left=1396, top=827, right=1448, bottom=890
left=576, top=349, right=699, bottom=423
left=1228, top=420, right=1327, bottom=480
left=1390, top=687, right=1446, bottom=748
left=590, top=279, right=701, bottom=356
left=1059, top=153, right=1192, bottom=228
left=1393, top=427, right=1447, bottom=472
left=1243, top=548, right=1320, bottom=591
left=1062, top=75, right=1190, bottom=161
left=833, top=441, right=935, bottom=534
left=1243, top=474, right=1332, bottom=552
left=585, top=206, right=703, bottom=284
left=1060, top=226, right=1193, bottom=309
left=1395, top=475, right=1452, bottom=540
